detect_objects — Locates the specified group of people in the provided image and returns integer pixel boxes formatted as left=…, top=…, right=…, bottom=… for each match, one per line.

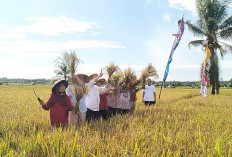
left=39, top=72, right=156, bottom=127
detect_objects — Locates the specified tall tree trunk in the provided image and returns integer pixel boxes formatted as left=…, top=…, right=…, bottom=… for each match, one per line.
left=209, top=47, right=219, bottom=95
left=211, top=83, right=216, bottom=94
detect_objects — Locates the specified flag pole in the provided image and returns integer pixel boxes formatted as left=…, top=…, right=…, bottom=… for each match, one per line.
left=158, top=48, right=173, bottom=99
left=158, top=16, right=184, bottom=99
left=158, top=76, right=165, bottom=99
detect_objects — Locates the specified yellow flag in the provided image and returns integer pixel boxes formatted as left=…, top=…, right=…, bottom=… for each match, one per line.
left=203, top=46, right=211, bottom=70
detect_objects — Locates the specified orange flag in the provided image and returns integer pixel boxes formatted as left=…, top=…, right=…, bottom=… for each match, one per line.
left=203, top=46, right=211, bottom=70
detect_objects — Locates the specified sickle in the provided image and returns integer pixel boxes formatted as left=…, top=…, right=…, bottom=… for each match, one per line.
left=33, top=88, right=41, bottom=101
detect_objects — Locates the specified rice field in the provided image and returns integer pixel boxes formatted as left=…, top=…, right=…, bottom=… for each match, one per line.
left=0, top=85, right=232, bottom=156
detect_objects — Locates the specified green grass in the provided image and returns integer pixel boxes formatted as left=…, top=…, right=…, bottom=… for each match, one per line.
left=0, top=85, right=232, bottom=156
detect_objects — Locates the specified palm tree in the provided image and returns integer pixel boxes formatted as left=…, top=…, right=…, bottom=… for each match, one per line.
left=54, top=50, right=82, bottom=81
left=54, top=63, right=69, bottom=80
left=186, top=0, right=232, bottom=94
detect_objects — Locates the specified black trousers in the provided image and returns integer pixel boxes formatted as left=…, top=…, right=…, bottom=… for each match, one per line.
left=86, top=108, right=99, bottom=122
left=144, top=100, right=156, bottom=106
left=108, top=107, right=118, bottom=117
left=99, top=110, right=109, bottom=120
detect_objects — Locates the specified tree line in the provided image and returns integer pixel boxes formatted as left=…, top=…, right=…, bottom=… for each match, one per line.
left=1, top=77, right=232, bottom=88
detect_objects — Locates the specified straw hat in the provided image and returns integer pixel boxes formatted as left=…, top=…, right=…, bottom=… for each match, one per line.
left=76, top=74, right=89, bottom=83
left=52, top=79, right=68, bottom=92
left=88, top=73, right=98, bottom=81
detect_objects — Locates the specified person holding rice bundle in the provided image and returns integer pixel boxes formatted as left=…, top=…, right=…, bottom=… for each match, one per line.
left=66, top=84, right=78, bottom=126
left=96, top=78, right=112, bottom=120
left=118, top=83, right=131, bottom=115
left=39, top=79, right=74, bottom=127
left=106, top=82, right=119, bottom=117
left=129, top=79, right=140, bottom=113
left=142, top=78, right=156, bottom=106
left=71, top=73, right=90, bottom=125
left=73, top=72, right=109, bottom=122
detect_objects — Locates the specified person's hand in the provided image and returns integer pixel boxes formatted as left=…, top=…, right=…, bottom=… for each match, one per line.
left=99, top=72, right=103, bottom=78
left=142, top=99, right=144, bottom=103
left=72, top=73, right=76, bottom=79
left=39, top=100, right=45, bottom=105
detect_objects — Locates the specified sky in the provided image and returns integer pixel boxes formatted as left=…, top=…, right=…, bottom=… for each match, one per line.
left=0, top=0, right=231, bottom=81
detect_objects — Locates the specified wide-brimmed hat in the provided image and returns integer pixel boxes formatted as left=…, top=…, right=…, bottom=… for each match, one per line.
left=88, top=73, right=98, bottom=81
left=76, top=74, right=89, bottom=83
left=52, top=79, right=68, bottom=92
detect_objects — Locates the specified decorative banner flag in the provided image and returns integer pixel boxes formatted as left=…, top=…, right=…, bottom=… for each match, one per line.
left=159, top=16, right=184, bottom=99
left=200, top=46, right=211, bottom=97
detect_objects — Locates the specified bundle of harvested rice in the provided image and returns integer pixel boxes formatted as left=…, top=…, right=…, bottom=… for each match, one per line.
left=73, top=84, right=89, bottom=114
left=140, top=63, right=158, bottom=88
left=105, top=62, right=120, bottom=78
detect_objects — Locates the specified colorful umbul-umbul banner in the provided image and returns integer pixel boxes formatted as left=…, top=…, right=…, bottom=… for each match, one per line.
left=159, top=16, right=184, bottom=99
left=200, top=46, right=211, bottom=97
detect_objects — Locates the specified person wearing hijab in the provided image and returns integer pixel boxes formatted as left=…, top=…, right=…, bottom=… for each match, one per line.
left=39, top=79, right=74, bottom=127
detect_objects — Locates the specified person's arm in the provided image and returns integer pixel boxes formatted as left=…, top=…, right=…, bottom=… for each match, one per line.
left=67, top=97, right=74, bottom=111
left=142, top=90, right=145, bottom=102
left=153, top=92, right=156, bottom=101
left=39, top=94, right=54, bottom=110
left=72, top=74, right=84, bottom=86
left=134, top=79, right=141, bottom=86
left=153, top=86, right=156, bottom=101
left=105, top=77, right=111, bottom=88
left=94, top=72, right=103, bottom=82
left=99, top=87, right=112, bottom=95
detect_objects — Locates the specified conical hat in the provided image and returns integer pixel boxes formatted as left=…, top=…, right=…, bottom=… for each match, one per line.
left=52, top=79, right=68, bottom=92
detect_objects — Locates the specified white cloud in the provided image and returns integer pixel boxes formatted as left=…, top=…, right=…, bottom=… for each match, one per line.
left=146, top=0, right=151, bottom=4
left=163, top=14, right=171, bottom=23
left=168, top=0, right=196, bottom=13
left=14, top=16, right=99, bottom=36
left=0, top=30, right=25, bottom=39
left=0, top=40, right=125, bottom=59
left=90, top=31, right=99, bottom=36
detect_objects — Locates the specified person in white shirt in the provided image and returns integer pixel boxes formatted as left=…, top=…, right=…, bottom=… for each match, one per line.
left=143, top=78, right=156, bottom=106
left=85, top=73, right=111, bottom=122
left=66, top=85, right=79, bottom=126
left=71, top=74, right=89, bottom=125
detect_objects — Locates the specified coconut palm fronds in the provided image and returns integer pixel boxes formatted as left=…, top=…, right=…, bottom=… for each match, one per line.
left=55, top=51, right=82, bottom=83
left=105, top=62, right=120, bottom=78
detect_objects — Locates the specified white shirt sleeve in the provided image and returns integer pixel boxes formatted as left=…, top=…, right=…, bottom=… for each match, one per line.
left=98, top=87, right=107, bottom=93
left=66, top=87, right=72, bottom=96
left=88, top=79, right=96, bottom=87
left=153, top=86, right=156, bottom=92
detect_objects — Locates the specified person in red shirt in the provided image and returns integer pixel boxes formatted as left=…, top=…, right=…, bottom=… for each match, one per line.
left=39, top=79, right=74, bottom=127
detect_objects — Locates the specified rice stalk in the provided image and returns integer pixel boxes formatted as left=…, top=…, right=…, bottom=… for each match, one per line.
left=73, top=84, right=89, bottom=113
left=140, top=63, right=158, bottom=88
left=105, top=62, right=120, bottom=78
left=111, top=72, right=122, bottom=95
left=122, top=68, right=137, bottom=92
